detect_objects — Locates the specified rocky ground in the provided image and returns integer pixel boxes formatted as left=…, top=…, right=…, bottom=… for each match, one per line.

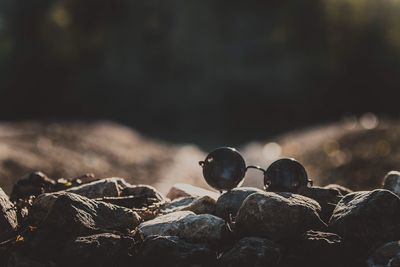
left=1, top=171, right=400, bottom=266
left=0, top=119, right=399, bottom=266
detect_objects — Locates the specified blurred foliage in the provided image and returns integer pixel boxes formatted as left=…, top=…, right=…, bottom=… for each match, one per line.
left=0, top=0, right=400, bottom=147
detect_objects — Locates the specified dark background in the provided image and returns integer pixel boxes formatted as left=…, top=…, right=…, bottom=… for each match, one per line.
left=1, top=0, right=399, bottom=149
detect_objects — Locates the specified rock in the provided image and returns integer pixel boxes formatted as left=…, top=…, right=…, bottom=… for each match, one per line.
left=368, top=240, right=400, bottom=267
left=65, top=178, right=122, bottom=198
left=10, top=172, right=55, bottom=201
left=140, top=235, right=215, bottom=267
left=0, top=187, right=18, bottom=240
left=383, top=171, right=400, bottom=197
left=181, top=196, right=216, bottom=215
left=160, top=196, right=216, bottom=215
left=58, top=233, right=136, bottom=267
left=215, top=187, right=265, bottom=221
left=160, top=197, right=196, bottom=214
left=166, top=183, right=219, bottom=201
left=219, top=237, right=281, bottom=267
left=291, top=230, right=343, bottom=267
left=28, top=192, right=141, bottom=258
left=121, top=184, right=165, bottom=206
left=297, top=186, right=342, bottom=222
left=34, top=192, right=141, bottom=234
left=329, top=189, right=400, bottom=257
left=137, top=211, right=226, bottom=245
left=235, top=192, right=326, bottom=241
left=324, top=184, right=353, bottom=195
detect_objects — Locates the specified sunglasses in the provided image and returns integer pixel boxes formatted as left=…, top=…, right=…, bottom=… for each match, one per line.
left=199, top=147, right=313, bottom=193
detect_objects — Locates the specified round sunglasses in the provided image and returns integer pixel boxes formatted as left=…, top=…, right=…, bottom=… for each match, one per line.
left=199, top=147, right=313, bottom=193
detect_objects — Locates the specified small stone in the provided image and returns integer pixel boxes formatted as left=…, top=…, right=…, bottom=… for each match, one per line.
left=235, top=192, right=326, bottom=241
left=181, top=196, right=216, bottom=215
left=368, top=240, right=400, bottom=267
left=219, top=237, right=281, bottom=267
left=166, top=183, right=219, bottom=201
left=137, top=211, right=226, bottom=245
left=383, top=171, right=400, bottom=197
left=0, top=187, right=18, bottom=240
left=329, top=189, right=400, bottom=257
left=122, top=184, right=165, bottom=205
left=160, top=197, right=196, bottom=214
left=141, top=235, right=215, bottom=267
left=160, top=196, right=216, bottom=215
left=10, top=171, right=55, bottom=201
left=215, top=187, right=265, bottom=221
left=324, top=184, right=353, bottom=196
left=297, top=186, right=342, bottom=222
left=58, top=233, right=136, bottom=267
left=65, top=178, right=121, bottom=198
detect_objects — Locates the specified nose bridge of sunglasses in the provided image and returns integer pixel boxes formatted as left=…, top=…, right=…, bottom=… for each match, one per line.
left=245, top=165, right=266, bottom=174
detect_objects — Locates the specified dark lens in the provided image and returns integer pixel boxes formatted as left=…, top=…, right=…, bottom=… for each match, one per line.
left=264, top=158, right=308, bottom=193
left=200, top=147, right=246, bottom=191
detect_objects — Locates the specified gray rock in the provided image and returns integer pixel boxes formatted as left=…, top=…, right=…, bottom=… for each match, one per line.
left=166, top=183, right=219, bottom=201
left=28, top=192, right=141, bottom=259
left=160, top=196, right=216, bottom=215
left=235, top=192, right=325, bottom=241
left=37, top=192, right=141, bottom=233
left=297, top=186, right=342, bottom=222
left=58, top=233, right=136, bottom=267
left=215, top=187, right=264, bottom=221
left=10, top=171, right=55, bottom=201
left=0, top=187, right=18, bottom=240
left=383, top=171, right=400, bottom=197
left=65, top=178, right=122, bottom=198
left=219, top=237, right=281, bottom=267
left=141, top=235, right=215, bottom=267
left=121, top=184, right=165, bottom=205
left=329, top=189, right=400, bottom=257
left=137, top=211, right=225, bottom=244
left=181, top=196, right=216, bottom=215
left=324, top=184, right=353, bottom=195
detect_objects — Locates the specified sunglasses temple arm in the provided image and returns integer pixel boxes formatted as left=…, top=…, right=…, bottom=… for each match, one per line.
left=246, top=165, right=266, bottom=173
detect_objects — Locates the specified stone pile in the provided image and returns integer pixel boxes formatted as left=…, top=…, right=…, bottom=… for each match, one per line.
left=1, top=171, right=400, bottom=266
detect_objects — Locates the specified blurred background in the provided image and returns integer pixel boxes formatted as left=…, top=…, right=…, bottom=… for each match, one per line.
left=1, top=0, right=400, bottom=148
left=0, top=0, right=400, bottom=193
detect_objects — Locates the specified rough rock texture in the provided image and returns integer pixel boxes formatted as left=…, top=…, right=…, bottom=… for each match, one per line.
left=219, top=237, right=281, bottom=267
left=122, top=184, right=165, bottom=203
left=137, top=211, right=226, bottom=245
left=65, top=178, right=121, bottom=198
left=329, top=189, right=400, bottom=256
left=140, top=235, right=215, bottom=267
left=215, top=187, right=264, bottom=221
left=160, top=196, right=216, bottom=215
left=166, top=183, right=219, bottom=200
left=33, top=192, right=141, bottom=234
left=235, top=192, right=325, bottom=241
left=324, top=184, right=353, bottom=195
left=383, top=171, right=400, bottom=197
left=58, top=233, right=136, bottom=267
left=297, top=186, right=342, bottom=222
left=10, top=171, right=55, bottom=201
left=0, top=187, right=18, bottom=240
left=368, top=240, right=400, bottom=267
